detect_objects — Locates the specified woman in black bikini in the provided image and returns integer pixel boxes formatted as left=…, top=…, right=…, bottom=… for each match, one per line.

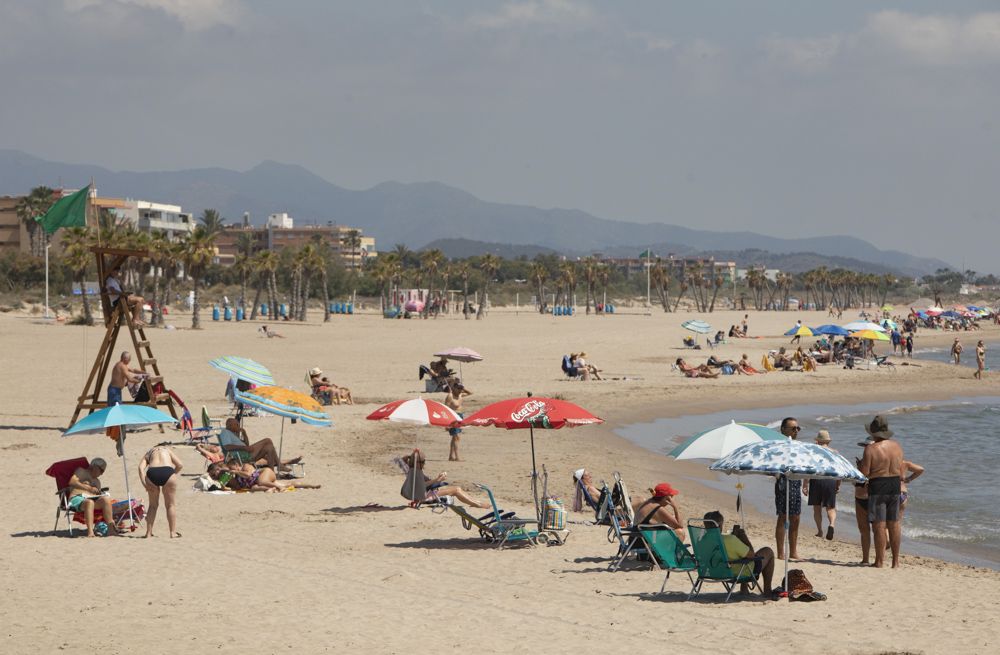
left=139, top=445, right=184, bottom=538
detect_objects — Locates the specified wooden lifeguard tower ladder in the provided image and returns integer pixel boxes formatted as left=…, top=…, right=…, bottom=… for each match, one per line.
left=69, top=247, right=178, bottom=426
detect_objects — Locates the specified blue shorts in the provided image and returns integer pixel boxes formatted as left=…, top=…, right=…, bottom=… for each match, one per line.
left=67, top=494, right=86, bottom=510
left=107, top=385, right=123, bottom=406
left=775, top=476, right=802, bottom=516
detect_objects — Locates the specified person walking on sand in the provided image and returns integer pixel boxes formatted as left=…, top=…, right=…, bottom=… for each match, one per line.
left=803, top=430, right=840, bottom=540
left=790, top=319, right=803, bottom=344
left=444, top=382, right=472, bottom=461
left=975, top=340, right=985, bottom=379
left=858, top=415, right=905, bottom=568
left=951, top=338, right=963, bottom=365
left=775, top=417, right=803, bottom=560
left=139, top=445, right=183, bottom=538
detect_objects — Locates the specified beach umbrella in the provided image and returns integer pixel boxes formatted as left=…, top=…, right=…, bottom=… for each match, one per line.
left=432, top=346, right=484, bottom=381
left=842, top=321, right=885, bottom=332
left=669, top=421, right=785, bottom=460
left=881, top=319, right=897, bottom=330
left=366, top=398, right=460, bottom=427
left=709, top=440, right=866, bottom=598
left=812, top=324, right=850, bottom=337
left=681, top=319, right=712, bottom=334
left=784, top=325, right=814, bottom=337
left=881, top=305, right=894, bottom=312
left=64, top=405, right=178, bottom=529
left=925, top=307, right=943, bottom=316
left=460, top=394, right=603, bottom=520
left=208, top=356, right=275, bottom=386
left=940, top=310, right=961, bottom=319
left=852, top=329, right=890, bottom=341
left=234, top=386, right=332, bottom=473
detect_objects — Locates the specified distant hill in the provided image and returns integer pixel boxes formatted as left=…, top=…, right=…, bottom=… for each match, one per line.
left=0, top=149, right=951, bottom=276
left=421, top=239, right=560, bottom=260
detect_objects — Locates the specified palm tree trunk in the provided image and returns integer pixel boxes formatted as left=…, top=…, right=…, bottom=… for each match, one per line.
left=150, top=270, right=161, bottom=326
left=250, top=283, right=263, bottom=320
left=240, top=271, right=248, bottom=312
left=321, top=268, right=331, bottom=322
left=476, top=282, right=488, bottom=319
left=463, top=279, right=470, bottom=320
left=78, top=272, right=94, bottom=325
left=191, top=274, right=201, bottom=329
left=300, top=275, right=311, bottom=322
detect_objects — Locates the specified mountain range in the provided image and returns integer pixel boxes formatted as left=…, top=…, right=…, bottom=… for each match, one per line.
left=0, top=149, right=949, bottom=276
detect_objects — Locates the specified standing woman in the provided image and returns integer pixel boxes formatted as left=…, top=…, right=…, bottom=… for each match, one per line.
left=975, top=340, right=986, bottom=380
left=139, top=445, right=183, bottom=538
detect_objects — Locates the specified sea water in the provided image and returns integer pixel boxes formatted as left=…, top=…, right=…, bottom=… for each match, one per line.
left=617, top=396, right=1000, bottom=570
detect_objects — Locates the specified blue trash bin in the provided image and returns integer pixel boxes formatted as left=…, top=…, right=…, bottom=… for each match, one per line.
left=279, top=304, right=287, bottom=318
left=212, top=306, right=220, bottom=321
left=261, top=303, right=268, bottom=316
left=224, top=306, right=232, bottom=321
left=235, top=307, right=244, bottom=321
left=347, top=303, right=354, bottom=314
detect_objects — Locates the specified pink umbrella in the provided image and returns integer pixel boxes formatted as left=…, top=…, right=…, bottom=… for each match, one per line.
left=432, top=346, right=484, bottom=382
left=367, top=398, right=460, bottom=427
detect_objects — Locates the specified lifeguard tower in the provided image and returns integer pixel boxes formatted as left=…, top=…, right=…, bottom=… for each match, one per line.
left=69, top=247, right=178, bottom=426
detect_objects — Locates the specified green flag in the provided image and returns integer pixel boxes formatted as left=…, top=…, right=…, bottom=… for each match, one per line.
left=36, top=185, right=89, bottom=235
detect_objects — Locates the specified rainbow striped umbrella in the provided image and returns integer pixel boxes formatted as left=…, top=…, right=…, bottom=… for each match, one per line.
left=235, top=386, right=332, bottom=470
left=209, top=356, right=275, bottom=386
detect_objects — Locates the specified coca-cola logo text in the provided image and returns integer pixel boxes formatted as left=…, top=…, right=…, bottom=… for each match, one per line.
left=510, top=400, right=546, bottom=422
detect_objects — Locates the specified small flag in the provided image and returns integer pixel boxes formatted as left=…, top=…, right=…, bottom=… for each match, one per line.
left=35, top=185, right=89, bottom=235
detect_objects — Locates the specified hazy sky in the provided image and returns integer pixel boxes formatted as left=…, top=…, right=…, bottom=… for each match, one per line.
left=3, top=1, right=1000, bottom=271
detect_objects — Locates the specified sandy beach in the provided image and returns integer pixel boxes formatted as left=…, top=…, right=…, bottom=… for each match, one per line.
left=4, top=307, right=1000, bottom=654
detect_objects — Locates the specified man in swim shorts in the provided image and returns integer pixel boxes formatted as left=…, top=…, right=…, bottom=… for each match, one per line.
left=774, top=417, right=802, bottom=560
left=704, top=510, right=775, bottom=596
left=858, top=415, right=905, bottom=568
left=66, top=458, right=121, bottom=537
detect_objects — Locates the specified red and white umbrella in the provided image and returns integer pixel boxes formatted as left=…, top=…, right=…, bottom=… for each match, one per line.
left=366, top=398, right=460, bottom=427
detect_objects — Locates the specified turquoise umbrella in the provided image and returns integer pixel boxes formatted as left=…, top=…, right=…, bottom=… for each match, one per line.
left=681, top=319, right=712, bottom=334
left=209, top=356, right=275, bottom=386
left=64, top=405, right=178, bottom=529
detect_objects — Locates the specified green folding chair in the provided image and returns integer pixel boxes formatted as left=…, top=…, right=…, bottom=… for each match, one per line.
left=637, top=524, right=698, bottom=595
left=687, top=518, right=760, bottom=602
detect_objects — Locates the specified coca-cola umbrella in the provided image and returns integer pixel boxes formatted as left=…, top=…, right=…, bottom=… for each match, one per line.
left=460, top=394, right=603, bottom=518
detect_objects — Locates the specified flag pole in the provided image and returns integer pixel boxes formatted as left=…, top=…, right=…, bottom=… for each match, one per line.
left=44, top=243, right=50, bottom=319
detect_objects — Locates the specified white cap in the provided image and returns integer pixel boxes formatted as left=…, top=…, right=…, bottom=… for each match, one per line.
left=573, top=468, right=586, bottom=482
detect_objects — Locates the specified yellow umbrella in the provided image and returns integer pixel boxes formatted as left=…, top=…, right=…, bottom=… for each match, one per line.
left=881, top=305, right=893, bottom=311
left=234, top=386, right=332, bottom=471
left=784, top=325, right=814, bottom=337
left=851, top=329, right=889, bottom=341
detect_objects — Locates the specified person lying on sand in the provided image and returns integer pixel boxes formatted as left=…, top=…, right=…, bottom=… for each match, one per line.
left=208, top=462, right=321, bottom=492
left=737, top=354, right=762, bottom=375
left=399, top=452, right=490, bottom=508
left=675, top=358, right=720, bottom=378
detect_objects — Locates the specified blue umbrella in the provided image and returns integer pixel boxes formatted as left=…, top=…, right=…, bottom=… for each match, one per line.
left=940, top=311, right=961, bottom=319
left=64, top=405, right=178, bottom=529
left=709, top=439, right=866, bottom=591
left=812, top=324, right=850, bottom=336
left=681, top=319, right=712, bottom=334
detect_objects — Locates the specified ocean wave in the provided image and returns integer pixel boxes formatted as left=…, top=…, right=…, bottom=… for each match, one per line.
left=815, top=415, right=844, bottom=423
left=883, top=404, right=936, bottom=415
left=901, top=525, right=993, bottom=543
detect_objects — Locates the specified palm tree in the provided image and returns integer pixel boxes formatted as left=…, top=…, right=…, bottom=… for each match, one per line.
left=16, top=186, right=56, bottom=257
left=147, top=230, right=169, bottom=326
left=580, top=257, right=598, bottom=314
left=650, top=259, right=672, bottom=312
left=455, top=262, right=472, bottom=319
left=61, top=226, right=95, bottom=325
left=183, top=226, right=217, bottom=329
left=199, top=209, right=225, bottom=236
left=341, top=229, right=363, bottom=271
left=158, top=241, right=183, bottom=319
left=440, top=263, right=455, bottom=314
left=420, top=249, right=445, bottom=317
left=476, top=254, right=501, bottom=319
left=558, top=261, right=577, bottom=313
left=530, top=262, right=549, bottom=313
left=256, top=250, right=280, bottom=319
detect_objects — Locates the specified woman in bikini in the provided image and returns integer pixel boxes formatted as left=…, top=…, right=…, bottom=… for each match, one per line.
left=139, top=445, right=184, bottom=538
left=207, top=462, right=322, bottom=493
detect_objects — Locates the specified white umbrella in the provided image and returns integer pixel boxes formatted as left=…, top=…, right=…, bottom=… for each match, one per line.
left=842, top=321, right=886, bottom=332
left=709, top=440, right=866, bottom=597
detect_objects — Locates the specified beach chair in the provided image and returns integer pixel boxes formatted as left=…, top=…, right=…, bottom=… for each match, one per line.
left=606, top=510, right=650, bottom=571
left=46, top=457, right=145, bottom=535
left=637, top=524, right=699, bottom=595
left=216, top=427, right=257, bottom=467
left=468, top=483, right=542, bottom=548
left=687, top=518, right=760, bottom=602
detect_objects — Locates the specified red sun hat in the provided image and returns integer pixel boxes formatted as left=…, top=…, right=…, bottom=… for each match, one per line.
left=653, top=482, right=679, bottom=498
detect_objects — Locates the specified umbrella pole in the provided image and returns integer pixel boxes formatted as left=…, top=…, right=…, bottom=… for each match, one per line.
left=120, top=426, right=136, bottom=529
left=276, top=417, right=285, bottom=474
left=784, top=476, right=790, bottom=599
left=530, top=424, right=541, bottom=522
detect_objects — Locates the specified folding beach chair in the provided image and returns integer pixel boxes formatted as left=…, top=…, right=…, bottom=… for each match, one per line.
left=637, top=524, right=698, bottom=595
left=687, top=518, right=760, bottom=602
left=469, top=483, right=542, bottom=548
left=46, top=457, right=145, bottom=535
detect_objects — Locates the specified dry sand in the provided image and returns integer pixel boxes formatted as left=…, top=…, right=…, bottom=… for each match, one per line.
left=3, top=307, right=999, bottom=654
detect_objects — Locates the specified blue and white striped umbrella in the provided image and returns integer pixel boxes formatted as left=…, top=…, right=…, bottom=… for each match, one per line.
left=681, top=319, right=712, bottom=334
left=209, top=356, right=275, bottom=386
left=709, top=439, right=866, bottom=482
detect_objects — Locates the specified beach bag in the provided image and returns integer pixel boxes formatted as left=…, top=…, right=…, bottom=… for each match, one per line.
left=784, top=569, right=827, bottom=601
left=193, top=474, right=222, bottom=491
left=542, top=497, right=566, bottom=530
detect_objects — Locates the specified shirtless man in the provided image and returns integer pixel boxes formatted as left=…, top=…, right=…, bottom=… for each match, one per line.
left=218, top=418, right=301, bottom=469
left=109, top=351, right=143, bottom=407
left=858, top=415, right=905, bottom=568
left=631, top=482, right=685, bottom=541
left=66, top=458, right=120, bottom=537
left=105, top=266, right=145, bottom=326
left=444, top=382, right=472, bottom=461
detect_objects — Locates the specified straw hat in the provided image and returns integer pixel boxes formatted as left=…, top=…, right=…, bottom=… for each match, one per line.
left=309, top=367, right=323, bottom=376
left=815, top=429, right=832, bottom=444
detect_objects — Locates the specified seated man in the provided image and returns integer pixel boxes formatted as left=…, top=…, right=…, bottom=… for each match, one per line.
left=675, top=358, right=720, bottom=379
left=105, top=266, right=146, bottom=326
left=704, top=510, right=775, bottom=595
left=631, top=482, right=685, bottom=541
left=218, top=418, right=301, bottom=469
left=66, top=458, right=121, bottom=537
